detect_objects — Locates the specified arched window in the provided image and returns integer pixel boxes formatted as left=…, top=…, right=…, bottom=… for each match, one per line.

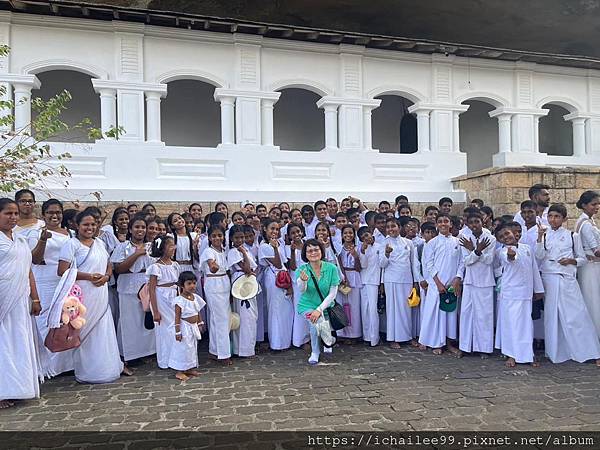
left=161, top=79, right=221, bottom=147
left=273, top=88, right=324, bottom=151
left=459, top=100, right=499, bottom=173
left=539, top=104, right=573, bottom=156
left=32, top=70, right=100, bottom=143
left=372, top=95, right=417, bottom=154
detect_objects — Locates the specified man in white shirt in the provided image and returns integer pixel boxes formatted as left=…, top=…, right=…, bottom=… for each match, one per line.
left=514, top=183, right=551, bottom=227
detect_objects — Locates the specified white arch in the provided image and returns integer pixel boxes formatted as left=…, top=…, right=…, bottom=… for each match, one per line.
left=22, top=59, right=107, bottom=79
left=456, top=91, right=509, bottom=108
left=268, top=79, right=332, bottom=97
left=537, top=96, right=581, bottom=114
left=367, top=85, right=426, bottom=104
left=156, top=69, right=227, bottom=88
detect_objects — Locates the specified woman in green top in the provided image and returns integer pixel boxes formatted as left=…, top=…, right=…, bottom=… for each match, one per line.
left=295, top=239, right=341, bottom=365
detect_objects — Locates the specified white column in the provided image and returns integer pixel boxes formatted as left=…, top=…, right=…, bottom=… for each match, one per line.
left=145, top=91, right=163, bottom=144
left=497, top=114, right=512, bottom=153
left=571, top=117, right=586, bottom=157
left=13, top=83, right=33, bottom=134
left=0, top=82, right=12, bottom=134
left=453, top=110, right=460, bottom=152
left=415, top=110, right=431, bottom=152
left=363, top=106, right=374, bottom=151
left=261, top=99, right=275, bottom=146
left=219, top=96, right=235, bottom=145
left=323, top=104, right=339, bottom=150
left=98, top=88, right=117, bottom=139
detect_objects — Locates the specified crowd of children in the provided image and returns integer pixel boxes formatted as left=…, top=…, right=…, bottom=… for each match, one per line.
left=2, top=184, right=600, bottom=408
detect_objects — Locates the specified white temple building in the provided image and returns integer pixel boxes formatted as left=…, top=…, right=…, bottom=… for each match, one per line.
left=2, top=1, right=600, bottom=202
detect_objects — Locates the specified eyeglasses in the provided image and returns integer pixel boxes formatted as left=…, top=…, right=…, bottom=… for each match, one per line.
left=306, top=248, right=321, bottom=254
left=18, top=199, right=34, bottom=204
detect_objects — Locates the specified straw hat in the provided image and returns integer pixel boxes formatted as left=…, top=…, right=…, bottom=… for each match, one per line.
left=231, top=275, right=259, bottom=300
left=229, top=312, right=241, bottom=331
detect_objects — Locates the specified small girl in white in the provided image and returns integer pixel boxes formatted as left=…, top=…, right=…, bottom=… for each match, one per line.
left=170, top=271, right=205, bottom=381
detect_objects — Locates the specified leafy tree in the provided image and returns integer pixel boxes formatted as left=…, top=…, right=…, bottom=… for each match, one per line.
left=0, top=45, right=122, bottom=198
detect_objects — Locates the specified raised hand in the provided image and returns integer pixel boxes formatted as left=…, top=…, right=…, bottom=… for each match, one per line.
left=476, top=237, right=491, bottom=253
left=459, top=236, right=474, bottom=252
left=39, top=227, right=52, bottom=241
left=299, top=270, right=309, bottom=282
left=507, top=246, right=516, bottom=260
left=385, top=244, right=393, bottom=256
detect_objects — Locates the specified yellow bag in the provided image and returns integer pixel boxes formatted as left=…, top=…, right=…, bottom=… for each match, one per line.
left=338, top=283, right=352, bottom=296
left=407, top=287, right=420, bottom=307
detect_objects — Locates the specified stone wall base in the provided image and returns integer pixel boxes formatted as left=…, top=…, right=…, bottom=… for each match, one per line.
left=452, top=165, right=599, bottom=227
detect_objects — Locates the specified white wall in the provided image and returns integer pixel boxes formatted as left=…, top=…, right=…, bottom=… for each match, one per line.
left=161, top=80, right=221, bottom=147
left=1, top=12, right=600, bottom=202
left=459, top=100, right=498, bottom=172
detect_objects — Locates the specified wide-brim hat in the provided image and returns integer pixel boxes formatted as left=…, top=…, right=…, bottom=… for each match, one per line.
left=231, top=275, right=259, bottom=300
left=229, top=312, right=241, bottom=331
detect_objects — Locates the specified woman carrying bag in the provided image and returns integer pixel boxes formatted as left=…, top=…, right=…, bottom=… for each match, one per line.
left=295, top=239, right=341, bottom=365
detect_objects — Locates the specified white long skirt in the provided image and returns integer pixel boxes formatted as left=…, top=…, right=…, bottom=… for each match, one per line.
left=291, top=283, right=310, bottom=347
left=495, top=297, right=533, bottom=363
left=168, top=321, right=199, bottom=371
left=578, top=261, right=600, bottom=337
left=205, top=278, right=231, bottom=360
left=154, top=286, right=177, bottom=369
left=118, top=293, right=156, bottom=361
left=264, top=270, right=293, bottom=350
left=459, top=285, right=494, bottom=354
left=35, top=274, right=74, bottom=378
left=418, top=286, right=457, bottom=349
left=0, top=298, right=40, bottom=400
left=384, top=282, right=412, bottom=343
left=543, top=273, right=600, bottom=363
left=73, top=282, right=123, bottom=383
left=360, top=284, right=379, bottom=346
left=337, top=287, right=362, bottom=339
left=232, top=297, right=258, bottom=357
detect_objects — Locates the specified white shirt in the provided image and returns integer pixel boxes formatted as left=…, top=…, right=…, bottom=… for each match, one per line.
left=496, top=243, right=544, bottom=299
left=459, top=232, right=496, bottom=288
left=535, top=227, right=586, bottom=277
left=358, top=242, right=383, bottom=285
left=423, top=234, right=464, bottom=284
left=575, top=213, right=600, bottom=257
left=227, top=247, right=258, bottom=282
left=199, top=246, right=228, bottom=276
left=378, top=236, right=421, bottom=284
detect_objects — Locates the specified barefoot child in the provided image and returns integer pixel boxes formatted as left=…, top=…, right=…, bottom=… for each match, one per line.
left=170, top=271, right=205, bottom=381
left=418, top=214, right=463, bottom=355
left=336, top=225, right=363, bottom=341
left=494, top=223, right=544, bottom=367
left=358, top=226, right=382, bottom=346
left=535, top=204, right=600, bottom=365
left=199, top=226, right=232, bottom=365
left=379, top=218, right=420, bottom=348
left=228, top=225, right=259, bottom=358
left=458, top=213, right=495, bottom=358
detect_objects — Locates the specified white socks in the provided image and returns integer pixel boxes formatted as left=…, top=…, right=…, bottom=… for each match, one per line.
left=308, top=352, right=319, bottom=365
left=323, top=346, right=333, bottom=353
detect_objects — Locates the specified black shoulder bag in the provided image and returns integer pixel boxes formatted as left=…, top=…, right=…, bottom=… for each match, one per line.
left=309, top=269, right=348, bottom=331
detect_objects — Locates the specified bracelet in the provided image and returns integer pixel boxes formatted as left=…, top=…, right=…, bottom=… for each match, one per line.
left=175, top=332, right=182, bottom=336
left=199, top=321, right=205, bottom=325
left=32, top=299, right=41, bottom=303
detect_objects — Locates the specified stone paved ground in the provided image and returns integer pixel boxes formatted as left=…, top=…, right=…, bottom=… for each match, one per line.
left=1, top=342, right=600, bottom=433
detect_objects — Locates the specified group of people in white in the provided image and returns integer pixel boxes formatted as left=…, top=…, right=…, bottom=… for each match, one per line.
left=1, top=183, right=599, bottom=410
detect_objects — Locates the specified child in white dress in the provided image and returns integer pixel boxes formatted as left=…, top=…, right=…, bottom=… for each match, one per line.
left=147, top=236, right=180, bottom=369
left=170, top=271, right=205, bottom=381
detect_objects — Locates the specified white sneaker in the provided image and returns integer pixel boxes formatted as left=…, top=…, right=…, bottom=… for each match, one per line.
left=308, top=352, right=319, bottom=365
left=323, top=346, right=333, bottom=353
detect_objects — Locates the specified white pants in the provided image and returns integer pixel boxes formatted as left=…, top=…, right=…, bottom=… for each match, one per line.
left=495, top=297, right=533, bottom=363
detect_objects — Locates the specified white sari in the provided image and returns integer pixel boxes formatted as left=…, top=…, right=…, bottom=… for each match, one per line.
left=57, top=239, right=123, bottom=383
left=0, top=232, right=41, bottom=400
left=25, top=228, right=74, bottom=378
